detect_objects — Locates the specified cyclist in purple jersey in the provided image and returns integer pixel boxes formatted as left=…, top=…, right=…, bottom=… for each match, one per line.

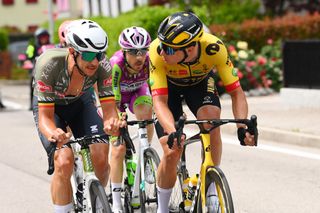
left=109, top=26, right=154, bottom=212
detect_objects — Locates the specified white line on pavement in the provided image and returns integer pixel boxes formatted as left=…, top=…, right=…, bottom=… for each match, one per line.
left=223, top=136, right=320, bottom=160
left=2, top=100, right=25, bottom=110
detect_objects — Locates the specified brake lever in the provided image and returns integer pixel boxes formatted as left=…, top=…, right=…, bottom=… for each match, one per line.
left=247, top=115, right=258, bottom=146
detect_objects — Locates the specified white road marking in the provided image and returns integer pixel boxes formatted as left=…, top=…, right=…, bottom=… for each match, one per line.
left=2, top=100, right=25, bottom=110
left=223, top=136, right=320, bottom=160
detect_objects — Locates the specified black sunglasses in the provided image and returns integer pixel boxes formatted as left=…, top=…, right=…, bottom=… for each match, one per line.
left=159, top=42, right=181, bottom=55
left=124, top=48, right=148, bottom=56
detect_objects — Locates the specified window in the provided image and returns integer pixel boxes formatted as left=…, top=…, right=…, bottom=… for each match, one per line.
left=2, top=0, right=14, bottom=5
left=26, top=0, right=37, bottom=3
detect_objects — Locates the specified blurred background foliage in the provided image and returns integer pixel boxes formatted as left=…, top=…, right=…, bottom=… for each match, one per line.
left=3, top=0, right=320, bottom=92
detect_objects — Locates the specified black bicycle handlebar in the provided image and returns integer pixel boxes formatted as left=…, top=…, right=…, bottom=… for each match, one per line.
left=46, top=133, right=109, bottom=175
left=167, top=115, right=259, bottom=148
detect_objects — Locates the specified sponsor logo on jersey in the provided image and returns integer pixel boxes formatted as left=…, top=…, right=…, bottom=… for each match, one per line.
left=178, top=70, right=188, bottom=75
left=232, top=68, right=238, bottom=77
left=103, top=77, right=112, bottom=87
left=37, top=80, right=52, bottom=92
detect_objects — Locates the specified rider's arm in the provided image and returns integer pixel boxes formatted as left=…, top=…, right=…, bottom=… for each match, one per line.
left=38, top=106, right=59, bottom=141
left=97, top=58, right=124, bottom=135
left=229, top=87, right=248, bottom=128
left=153, top=94, right=176, bottom=134
left=111, top=64, right=122, bottom=104
left=214, top=40, right=255, bottom=145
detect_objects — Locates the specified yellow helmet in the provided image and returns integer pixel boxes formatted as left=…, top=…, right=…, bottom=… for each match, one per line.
left=157, top=11, right=204, bottom=48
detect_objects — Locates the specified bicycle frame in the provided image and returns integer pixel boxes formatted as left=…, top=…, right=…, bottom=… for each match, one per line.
left=173, top=115, right=258, bottom=212
left=130, top=125, right=150, bottom=200
left=47, top=134, right=111, bottom=213
left=71, top=142, right=101, bottom=212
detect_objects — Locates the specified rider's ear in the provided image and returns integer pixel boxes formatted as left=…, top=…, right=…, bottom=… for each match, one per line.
left=68, top=47, right=75, bottom=54
left=186, top=45, right=196, bottom=54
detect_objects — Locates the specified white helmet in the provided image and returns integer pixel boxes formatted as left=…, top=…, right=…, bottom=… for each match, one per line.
left=66, top=19, right=108, bottom=53
left=118, top=26, right=151, bottom=49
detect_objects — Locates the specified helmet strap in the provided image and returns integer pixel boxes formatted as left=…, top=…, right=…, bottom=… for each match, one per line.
left=123, top=51, right=139, bottom=75
left=73, top=52, right=88, bottom=77
left=178, top=49, right=188, bottom=64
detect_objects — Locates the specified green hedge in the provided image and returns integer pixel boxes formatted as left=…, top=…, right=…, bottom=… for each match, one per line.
left=54, top=6, right=178, bottom=57
left=0, top=28, right=9, bottom=51
left=210, top=12, right=320, bottom=51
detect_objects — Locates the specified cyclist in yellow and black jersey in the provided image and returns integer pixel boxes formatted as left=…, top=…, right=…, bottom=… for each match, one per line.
left=149, top=11, right=256, bottom=213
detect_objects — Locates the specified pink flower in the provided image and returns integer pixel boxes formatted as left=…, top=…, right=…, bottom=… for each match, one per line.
left=258, top=56, right=267, bottom=65
left=246, top=61, right=256, bottom=67
left=267, top=38, right=273, bottom=45
left=228, top=45, right=236, bottom=52
left=237, top=70, right=244, bottom=79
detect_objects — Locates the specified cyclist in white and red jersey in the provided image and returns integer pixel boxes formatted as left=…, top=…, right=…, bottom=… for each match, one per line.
left=32, top=19, right=125, bottom=213
left=109, top=26, right=153, bottom=212
left=149, top=12, right=256, bottom=212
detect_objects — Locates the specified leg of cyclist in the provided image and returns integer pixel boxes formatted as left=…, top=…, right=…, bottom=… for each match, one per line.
left=156, top=135, right=183, bottom=212
left=184, top=73, right=222, bottom=211
left=75, top=91, right=111, bottom=187
left=130, top=82, right=154, bottom=143
left=154, top=85, right=184, bottom=213
left=110, top=143, right=126, bottom=212
left=109, top=93, right=131, bottom=212
left=33, top=98, right=74, bottom=212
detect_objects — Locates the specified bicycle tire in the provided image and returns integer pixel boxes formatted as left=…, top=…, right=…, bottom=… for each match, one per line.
left=197, top=167, right=234, bottom=213
left=123, top=183, right=133, bottom=213
left=168, top=172, right=185, bottom=213
left=89, top=180, right=112, bottom=213
left=140, top=147, right=160, bottom=212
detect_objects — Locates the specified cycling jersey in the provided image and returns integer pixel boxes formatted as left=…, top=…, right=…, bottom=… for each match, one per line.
left=110, top=50, right=150, bottom=102
left=110, top=50, right=151, bottom=113
left=33, top=48, right=114, bottom=106
left=149, top=33, right=240, bottom=96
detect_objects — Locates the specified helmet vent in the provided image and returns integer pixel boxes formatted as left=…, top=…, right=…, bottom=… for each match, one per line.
left=73, top=34, right=88, bottom=48
left=85, top=37, right=108, bottom=50
left=89, top=24, right=98, bottom=29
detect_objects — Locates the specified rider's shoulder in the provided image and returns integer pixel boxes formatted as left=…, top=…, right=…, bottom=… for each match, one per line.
left=149, top=39, right=161, bottom=55
left=36, top=48, right=67, bottom=67
left=109, top=50, right=125, bottom=67
left=200, top=33, right=226, bottom=46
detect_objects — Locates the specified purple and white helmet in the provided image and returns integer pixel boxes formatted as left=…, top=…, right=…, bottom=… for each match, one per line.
left=118, top=26, right=151, bottom=49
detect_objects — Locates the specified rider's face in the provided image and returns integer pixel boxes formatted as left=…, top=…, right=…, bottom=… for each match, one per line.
left=124, top=49, right=148, bottom=72
left=160, top=48, right=185, bottom=65
left=70, top=48, right=102, bottom=77
left=78, top=55, right=100, bottom=77
left=159, top=43, right=185, bottom=65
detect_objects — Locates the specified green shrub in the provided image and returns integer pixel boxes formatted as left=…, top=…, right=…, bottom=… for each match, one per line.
left=0, top=28, right=9, bottom=51
left=92, top=6, right=178, bottom=56
left=211, top=12, right=320, bottom=51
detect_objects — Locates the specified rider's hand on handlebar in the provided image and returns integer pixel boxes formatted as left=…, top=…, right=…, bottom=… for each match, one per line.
left=167, top=131, right=186, bottom=150
left=48, top=128, right=72, bottom=148
left=237, top=127, right=255, bottom=146
left=104, top=113, right=127, bottom=136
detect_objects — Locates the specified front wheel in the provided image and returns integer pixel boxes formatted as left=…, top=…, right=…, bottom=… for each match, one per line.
left=197, top=167, right=234, bottom=213
left=140, top=147, right=160, bottom=212
left=89, top=180, right=112, bottom=213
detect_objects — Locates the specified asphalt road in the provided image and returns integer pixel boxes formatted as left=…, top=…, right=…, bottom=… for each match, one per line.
left=1, top=85, right=320, bottom=212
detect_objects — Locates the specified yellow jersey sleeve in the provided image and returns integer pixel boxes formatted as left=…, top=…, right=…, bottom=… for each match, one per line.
left=149, top=39, right=169, bottom=96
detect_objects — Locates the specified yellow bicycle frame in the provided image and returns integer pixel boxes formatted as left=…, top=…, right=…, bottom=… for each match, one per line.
left=199, top=133, right=226, bottom=213
left=199, top=133, right=213, bottom=210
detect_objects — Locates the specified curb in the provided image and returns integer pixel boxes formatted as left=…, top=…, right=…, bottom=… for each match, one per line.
left=221, top=125, right=320, bottom=149
left=0, top=79, right=29, bottom=85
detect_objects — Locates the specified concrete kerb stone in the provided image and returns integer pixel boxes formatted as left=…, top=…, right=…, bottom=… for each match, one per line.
left=0, top=79, right=28, bottom=86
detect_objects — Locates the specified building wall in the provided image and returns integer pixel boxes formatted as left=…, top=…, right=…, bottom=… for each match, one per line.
left=0, top=0, right=82, bottom=32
